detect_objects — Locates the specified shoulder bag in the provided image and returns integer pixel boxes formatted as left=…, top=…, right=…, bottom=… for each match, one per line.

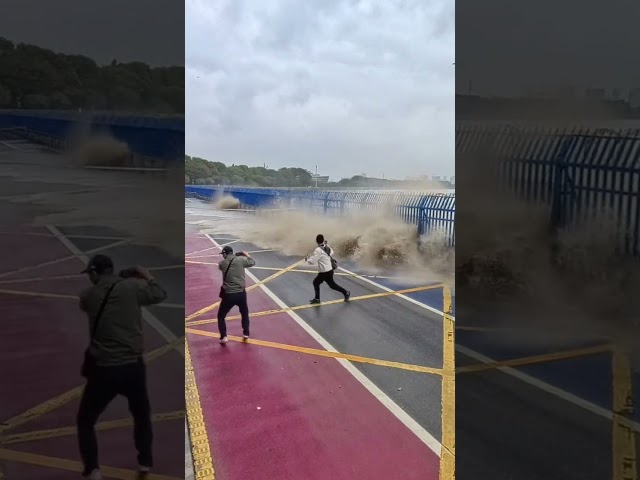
left=219, top=258, right=235, bottom=298
left=81, top=281, right=120, bottom=378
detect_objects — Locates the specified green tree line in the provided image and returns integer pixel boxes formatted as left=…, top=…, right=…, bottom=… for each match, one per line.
left=0, top=37, right=184, bottom=113
left=185, top=155, right=314, bottom=187
left=186, top=155, right=452, bottom=189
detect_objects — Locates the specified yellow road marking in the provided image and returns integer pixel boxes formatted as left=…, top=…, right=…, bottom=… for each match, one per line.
left=0, top=337, right=183, bottom=433
left=155, top=303, right=185, bottom=309
left=1, top=411, right=184, bottom=445
left=613, top=347, right=637, bottom=480
left=457, top=344, right=612, bottom=374
left=149, top=264, right=185, bottom=272
left=186, top=328, right=444, bottom=376
left=0, top=231, right=127, bottom=241
left=0, top=288, right=77, bottom=300
left=455, top=325, right=501, bottom=332
left=0, top=239, right=131, bottom=280
left=186, top=246, right=220, bottom=257
left=249, top=266, right=393, bottom=279
left=0, top=273, right=84, bottom=285
left=184, top=259, right=304, bottom=322
left=0, top=448, right=181, bottom=479
left=440, top=287, right=455, bottom=479
left=0, top=264, right=183, bottom=285
left=185, top=340, right=216, bottom=480
left=0, top=289, right=183, bottom=310
left=187, top=284, right=443, bottom=326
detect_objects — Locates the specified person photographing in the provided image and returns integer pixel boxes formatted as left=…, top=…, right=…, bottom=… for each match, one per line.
left=77, top=254, right=167, bottom=480
left=217, top=245, right=256, bottom=344
left=305, top=234, right=350, bottom=304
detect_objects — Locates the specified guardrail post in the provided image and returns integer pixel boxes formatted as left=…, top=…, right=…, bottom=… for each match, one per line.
left=417, top=196, right=430, bottom=237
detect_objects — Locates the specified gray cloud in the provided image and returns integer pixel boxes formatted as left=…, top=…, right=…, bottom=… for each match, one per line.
left=186, top=0, right=454, bottom=180
left=0, top=0, right=183, bottom=66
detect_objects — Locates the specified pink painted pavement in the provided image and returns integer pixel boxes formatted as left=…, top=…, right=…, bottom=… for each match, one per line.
left=186, top=234, right=440, bottom=480
left=0, top=227, right=183, bottom=478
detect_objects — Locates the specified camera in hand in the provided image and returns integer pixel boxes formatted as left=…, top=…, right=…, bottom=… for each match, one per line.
left=119, top=267, right=144, bottom=279
left=235, top=252, right=243, bottom=256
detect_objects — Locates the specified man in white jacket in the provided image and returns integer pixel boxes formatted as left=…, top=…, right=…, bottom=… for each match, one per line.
left=305, top=234, right=350, bottom=304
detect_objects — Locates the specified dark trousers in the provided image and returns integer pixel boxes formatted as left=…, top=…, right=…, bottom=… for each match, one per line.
left=77, top=360, right=152, bottom=474
left=313, top=270, right=347, bottom=300
left=218, top=291, right=250, bottom=338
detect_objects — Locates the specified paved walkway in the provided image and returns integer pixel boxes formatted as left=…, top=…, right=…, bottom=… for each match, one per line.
left=184, top=217, right=452, bottom=480
left=0, top=225, right=184, bottom=480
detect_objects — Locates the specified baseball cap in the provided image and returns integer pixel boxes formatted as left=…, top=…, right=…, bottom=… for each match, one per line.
left=81, top=254, right=114, bottom=274
left=221, top=245, right=234, bottom=255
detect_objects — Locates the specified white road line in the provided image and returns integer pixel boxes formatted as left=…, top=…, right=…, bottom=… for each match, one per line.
left=203, top=234, right=443, bottom=456
left=337, top=265, right=454, bottom=321
left=46, top=225, right=184, bottom=358
left=339, top=249, right=634, bottom=431
left=0, top=141, right=20, bottom=151
left=456, top=344, right=640, bottom=433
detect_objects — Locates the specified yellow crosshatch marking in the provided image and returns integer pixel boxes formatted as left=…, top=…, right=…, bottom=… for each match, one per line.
left=0, top=239, right=131, bottom=280
left=185, top=234, right=452, bottom=477
left=457, top=344, right=613, bottom=374
left=0, top=411, right=185, bottom=445
left=0, top=337, right=183, bottom=435
left=186, top=328, right=444, bottom=376
left=0, top=230, right=184, bottom=478
left=0, top=449, right=181, bottom=480
left=186, top=283, right=443, bottom=326
left=184, top=259, right=305, bottom=322
left=0, top=289, right=184, bottom=310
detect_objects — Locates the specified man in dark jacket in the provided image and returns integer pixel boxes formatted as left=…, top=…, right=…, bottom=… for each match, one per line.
left=217, top=245, right=256, bottom=344
left=77, top=254, right=167, bottom=480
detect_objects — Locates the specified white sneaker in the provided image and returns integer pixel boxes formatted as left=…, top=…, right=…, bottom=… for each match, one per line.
left=220, top=336, right=228, bottom=344
left=242, top=335, right=249, bottom=340
left=138, top=465, right=151, bottom=475
left=84, top=469, right=102, bottom=480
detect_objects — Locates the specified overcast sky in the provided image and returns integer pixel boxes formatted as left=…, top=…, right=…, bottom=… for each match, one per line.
left=456, top=0, right=640, bottom=97
left=0, top=0, right=184, bottom=66
left=186, top=0, right=454, bottom=181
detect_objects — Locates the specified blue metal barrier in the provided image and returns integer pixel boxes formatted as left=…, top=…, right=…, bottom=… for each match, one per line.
left=185, top=185, right=456, bottom=246
left=456, top=124, right=640, bottom=256
left=0, top=110, right=184, bottom=161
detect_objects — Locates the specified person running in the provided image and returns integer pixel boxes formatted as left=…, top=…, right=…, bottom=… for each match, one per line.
left=217, top=245, right=256, bottom=344
left=305, top=234, right=350, bottom=304
left=77, top=255, right=167, bottom=480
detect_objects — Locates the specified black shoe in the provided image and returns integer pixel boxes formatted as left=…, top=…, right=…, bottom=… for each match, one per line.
left=310, top=298, right=321, bottom=304
left=344, top=291, right=351, bottom=302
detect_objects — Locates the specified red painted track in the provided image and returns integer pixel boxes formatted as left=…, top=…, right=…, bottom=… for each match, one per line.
left=186, top=233, right=440, bottom=480
left=0, top=227, right=183, bottom=479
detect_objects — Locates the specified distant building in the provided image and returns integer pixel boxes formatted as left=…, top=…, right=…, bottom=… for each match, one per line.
left=310, top=174, right=329, bottom=185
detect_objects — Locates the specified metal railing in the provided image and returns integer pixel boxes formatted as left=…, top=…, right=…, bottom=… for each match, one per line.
left=457, top=124, right=640, bottom=255
left=0, top=110, right=184, bottom=162
left=185, top=185, right=456, bottom=246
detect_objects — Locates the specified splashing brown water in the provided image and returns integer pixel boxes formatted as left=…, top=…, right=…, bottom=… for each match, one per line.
left=212, top=193, right=240, bottom=210
left=199, top=195, right=454, bottom=285
left=456, top=146, right=640, bottom=347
